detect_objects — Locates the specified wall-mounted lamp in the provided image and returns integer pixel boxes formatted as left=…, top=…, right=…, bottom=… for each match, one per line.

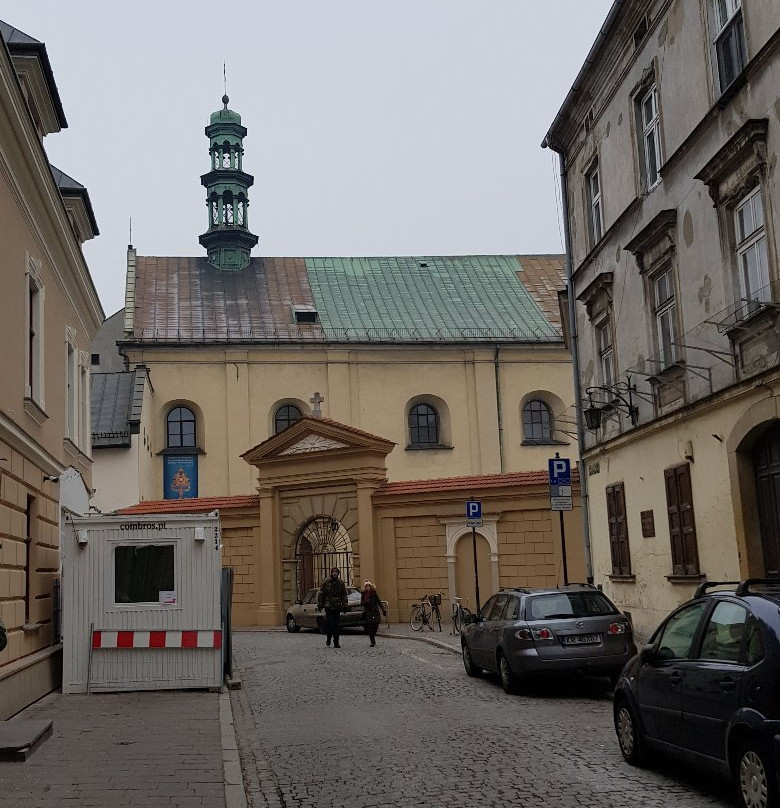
left=43, top=474, right=60, bottom=483
left=77, top=530, right=89, bottom=548
left=582, top=377, right=650, bottom=431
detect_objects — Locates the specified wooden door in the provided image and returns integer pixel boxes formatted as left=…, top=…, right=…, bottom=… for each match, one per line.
left=754, top=423, right=780, bottom=577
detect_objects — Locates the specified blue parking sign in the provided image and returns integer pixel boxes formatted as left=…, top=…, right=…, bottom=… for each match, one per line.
left=466, top=500, right=482, bottom=520
left=548, top=457, right=571, bottom=486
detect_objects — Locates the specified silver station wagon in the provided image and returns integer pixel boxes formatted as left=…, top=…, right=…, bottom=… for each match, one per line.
left=285, top=587, right=364, bottom=633
left=461, top=585, right=637, bottom=692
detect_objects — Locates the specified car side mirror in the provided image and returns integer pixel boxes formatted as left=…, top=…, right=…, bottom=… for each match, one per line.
left=639, top=644, right=657, bottom=663
left=463, top=613, right=477, bottom=626
left=295, top=599, right=302, bottom=605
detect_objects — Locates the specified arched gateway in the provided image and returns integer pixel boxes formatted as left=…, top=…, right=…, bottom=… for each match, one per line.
left=296, top=517, right=353, bottom=596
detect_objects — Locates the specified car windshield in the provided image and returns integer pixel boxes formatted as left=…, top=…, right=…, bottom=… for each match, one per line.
left=527, top=592, right=618, bottom=620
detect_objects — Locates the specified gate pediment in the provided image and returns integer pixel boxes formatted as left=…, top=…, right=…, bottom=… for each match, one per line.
left=242, top=417, right=394, bottom=485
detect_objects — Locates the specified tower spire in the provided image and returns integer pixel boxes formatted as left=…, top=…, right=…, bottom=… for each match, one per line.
left=198, top=94, right=258, bottom=271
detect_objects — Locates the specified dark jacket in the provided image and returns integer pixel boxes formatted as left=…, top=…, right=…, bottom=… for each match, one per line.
left=361, top=589, right=386, bottom=624
left=318, top=577, right=348, bottom=610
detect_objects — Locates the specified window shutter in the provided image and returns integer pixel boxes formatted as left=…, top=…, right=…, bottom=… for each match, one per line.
left=606, top=483, right=631, bottom=575
left=665, top=464, right=700, bottom=576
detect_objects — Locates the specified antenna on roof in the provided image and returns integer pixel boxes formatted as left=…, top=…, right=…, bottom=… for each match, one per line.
left=223, top=62, right=227, bottom=97
left=129, top=216, right=132, bottom=247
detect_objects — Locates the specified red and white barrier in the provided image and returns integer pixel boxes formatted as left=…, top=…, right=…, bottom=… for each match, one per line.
left=92, top=629, right=222, bottom=650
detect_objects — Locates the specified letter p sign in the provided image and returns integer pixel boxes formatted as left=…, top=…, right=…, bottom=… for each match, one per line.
left=548, top=457, right=571, bottom=486
left=466, top=500, right=482, bottom=520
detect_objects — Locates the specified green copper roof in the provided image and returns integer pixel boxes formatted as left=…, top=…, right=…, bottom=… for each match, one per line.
left=304, top=256, right=559, bottom=342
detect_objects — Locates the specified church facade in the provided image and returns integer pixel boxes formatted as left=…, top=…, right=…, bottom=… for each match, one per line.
left=95, top=96, right=583, bottom=624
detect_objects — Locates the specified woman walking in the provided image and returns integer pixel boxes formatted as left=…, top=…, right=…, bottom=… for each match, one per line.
left=361, top=581, right=386, bottom=647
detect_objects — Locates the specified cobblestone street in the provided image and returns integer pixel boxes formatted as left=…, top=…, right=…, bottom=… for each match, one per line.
left=231, top=630, right=735, bottom=808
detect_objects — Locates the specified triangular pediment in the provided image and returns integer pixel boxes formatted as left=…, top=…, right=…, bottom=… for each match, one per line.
left=241, top=416, right=395, bottom=466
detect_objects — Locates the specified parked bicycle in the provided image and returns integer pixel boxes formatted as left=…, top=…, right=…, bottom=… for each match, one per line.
left=450, top=596, right=471, bottom=635
left=410, top=593, right=442, bottom=632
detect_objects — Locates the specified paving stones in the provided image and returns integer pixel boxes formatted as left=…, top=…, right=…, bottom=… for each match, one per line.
left=0, top=690, right=226, bottom=807
left=232, top=631, right=734, bottom=808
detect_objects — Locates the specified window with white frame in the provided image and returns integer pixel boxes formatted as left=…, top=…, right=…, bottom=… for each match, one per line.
left=653, top=266, right=677, bottom=367
left=712, top=0, right=746, bottom=92
left=735, top=186, right=769, bottom=307
left=596, top=318, right=614, bottom=388
left=586, top=163, right=604, bottom=246
left=638, top=84, right=662, bottom=190
left=25, top=257, right=45, bottom=407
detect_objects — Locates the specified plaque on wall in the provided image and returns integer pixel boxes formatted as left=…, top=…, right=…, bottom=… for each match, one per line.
left=640, top=510, right=655, bottom=538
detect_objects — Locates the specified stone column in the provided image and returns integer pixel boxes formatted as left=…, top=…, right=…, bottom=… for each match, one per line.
left=255, top=486, right=282, bottom=626
left=355, top=481, right=380, bottom=585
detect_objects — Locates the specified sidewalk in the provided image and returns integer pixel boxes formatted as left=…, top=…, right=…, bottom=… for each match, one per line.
left=379, top=621, right=462, bottom=654
left=0, top=689, right=230, bottom=807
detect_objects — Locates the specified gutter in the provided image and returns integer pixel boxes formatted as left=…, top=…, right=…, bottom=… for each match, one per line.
left=550, top=149, right=594, bottom=584
left=541, top=0, right=627, bottom=152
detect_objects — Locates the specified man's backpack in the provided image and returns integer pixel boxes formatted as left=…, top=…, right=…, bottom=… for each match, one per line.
left=0, top=619, right=7, bottom=654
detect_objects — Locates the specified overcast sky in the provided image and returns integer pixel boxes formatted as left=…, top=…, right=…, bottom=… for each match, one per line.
left=9, top=2, right=612, bottom=315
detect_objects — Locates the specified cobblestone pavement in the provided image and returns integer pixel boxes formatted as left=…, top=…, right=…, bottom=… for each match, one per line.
left=232, top=629, right=736, bottom=808
left=0, top=690, right=225, bottom=807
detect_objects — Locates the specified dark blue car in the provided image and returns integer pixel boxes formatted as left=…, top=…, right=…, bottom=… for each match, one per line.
left=613, top=579, right=780, bottom=808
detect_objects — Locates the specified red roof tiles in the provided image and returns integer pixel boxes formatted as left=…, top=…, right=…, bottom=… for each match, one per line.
left=117, top=495, right=260, bottom=515
left=374, top=470, right=554, bottom=497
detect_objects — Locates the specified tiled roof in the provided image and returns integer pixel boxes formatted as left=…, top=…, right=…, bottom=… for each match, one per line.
left=126, top=255, right=562, bottom=344
left=117, top=495, right=261, bottom=515
left=514, top=255, right=567, bottom=328
left=91, top=369, right=144, bottom=448
left=374, top=470, right=553, bottom=496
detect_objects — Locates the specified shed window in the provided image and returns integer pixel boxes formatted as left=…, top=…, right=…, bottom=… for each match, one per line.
left=115, top=544, right=175, bottom=604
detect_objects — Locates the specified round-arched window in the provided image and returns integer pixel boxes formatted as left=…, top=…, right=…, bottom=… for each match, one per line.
left=523, top=400, right=552, bottom=442
left=409, top=403, right=439, bottom=446
left=167, top=406, right=196, bottom=448
left=275, top=404, right=302, bottom=434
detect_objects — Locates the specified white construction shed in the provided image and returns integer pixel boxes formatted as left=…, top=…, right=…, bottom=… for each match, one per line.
left=62, top=511, right=223, bottom=693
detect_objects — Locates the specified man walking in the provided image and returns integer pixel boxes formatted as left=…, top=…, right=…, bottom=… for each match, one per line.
left=317, top=567, right=348, bottom=648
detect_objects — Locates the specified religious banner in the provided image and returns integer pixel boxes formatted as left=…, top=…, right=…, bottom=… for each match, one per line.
left=163, top=455, right=198, bottom=500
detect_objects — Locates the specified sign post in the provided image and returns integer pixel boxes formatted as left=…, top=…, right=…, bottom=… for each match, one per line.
left=465, top=500, right=482, bottom=614
left=548, top=455, right=572, bottom=586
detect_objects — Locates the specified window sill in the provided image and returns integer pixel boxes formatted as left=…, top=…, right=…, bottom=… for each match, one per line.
left=22, top=622, right=42, bottom=633
left=157, top=446, right=206, bottom=456
left=715, top=72, right=747, bottom=110
left=521, top=439, right=569, bottom=447
left=24, top=397, right=48, bottom=425
left=405, top=444, right=453, bottom=451
left=608, top=574, right=636, bottom=582
left=666, top=574, right=705, bottom=584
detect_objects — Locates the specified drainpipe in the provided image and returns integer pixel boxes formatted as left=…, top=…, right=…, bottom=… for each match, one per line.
left=556, top=151, right=594, bottom=583
left=494, top=345, right=505, bottom=473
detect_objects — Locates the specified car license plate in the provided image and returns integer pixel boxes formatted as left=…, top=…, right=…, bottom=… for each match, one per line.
left=562, top=633, right=600, bottom=645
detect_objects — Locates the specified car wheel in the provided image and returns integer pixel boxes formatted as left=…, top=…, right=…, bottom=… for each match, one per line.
left=316, top=617, right=325, bottom=634
left=614, top=699, right=643, bottom=766
left=736, top=737, right=777, bottom=808
left=498, top=652, right=517, bottom=694
left=285, top=613, right=300, bottom=633
left=462, top=642, right=481, bottom=677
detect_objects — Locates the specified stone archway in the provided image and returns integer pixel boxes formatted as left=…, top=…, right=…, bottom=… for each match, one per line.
left=441, top=518, right=500, bottom=615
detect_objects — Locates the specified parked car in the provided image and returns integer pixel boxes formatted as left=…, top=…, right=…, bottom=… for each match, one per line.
left=285, top=587, right=364, bottom=633
left=613, top=579, right=780, bottom=808
left=461, top=584, right=636, bottom=693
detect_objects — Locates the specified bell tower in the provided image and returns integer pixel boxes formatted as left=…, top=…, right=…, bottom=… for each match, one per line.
left=198, top=95, right=258, bottom=270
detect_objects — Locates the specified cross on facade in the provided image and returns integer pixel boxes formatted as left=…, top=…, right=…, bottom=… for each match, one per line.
left=310, top=392, right=324, bottom=418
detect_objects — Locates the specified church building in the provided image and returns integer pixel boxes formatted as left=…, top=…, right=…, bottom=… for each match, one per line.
left=94, top=96, right=583, bottom=625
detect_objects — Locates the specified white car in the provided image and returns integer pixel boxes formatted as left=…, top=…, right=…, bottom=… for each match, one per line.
left=285, top=587, right=364, bottom=633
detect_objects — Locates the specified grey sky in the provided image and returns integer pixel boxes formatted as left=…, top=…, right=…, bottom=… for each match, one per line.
left=9, top=2, right=612, bottom=315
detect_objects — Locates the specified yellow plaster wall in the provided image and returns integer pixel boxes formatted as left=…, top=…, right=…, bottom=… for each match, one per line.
left=393, top=516, right=449, bottom=619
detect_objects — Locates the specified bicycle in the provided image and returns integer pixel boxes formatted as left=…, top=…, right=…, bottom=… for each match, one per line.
left=450, top=596, right=471, bottom=635
left=410, top=594, right=442, bottom=632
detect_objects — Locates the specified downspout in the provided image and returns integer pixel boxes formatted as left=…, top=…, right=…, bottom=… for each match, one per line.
left=494, top=345, right=504, bottom=473
left=557, top=151, right=594, bottom=583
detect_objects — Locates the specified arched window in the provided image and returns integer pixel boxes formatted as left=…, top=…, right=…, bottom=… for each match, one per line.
left=275, top=404, right=302, bottom=434
left=523, top=400, right=552, bottom=442
left=167, top=406, right=196, bottom=448
left=409, top=403, right=439, bottom=446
